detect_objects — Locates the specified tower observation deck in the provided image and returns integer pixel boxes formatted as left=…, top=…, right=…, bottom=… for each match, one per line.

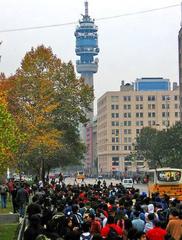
left=75, top=0, right=99, bottom=92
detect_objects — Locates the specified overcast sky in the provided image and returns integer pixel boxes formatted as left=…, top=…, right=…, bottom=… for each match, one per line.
left=0, top=0, right=181, bottom=112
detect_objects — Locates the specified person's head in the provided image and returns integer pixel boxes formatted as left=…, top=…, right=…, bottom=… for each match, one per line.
left=134, top=211, right=140, bottom=218
left=72, top=204, right=79, bottom=213
left=136, top=232, right=147, bottom=240
left=147, top=213, right=155, bottom=222
left=148, top=204, right=154, bottom=213
left=88, top=213, right=95, bottom=221
left=169, top=208, right=179, bottom=219
left=66, top=217, right=73, bottom=228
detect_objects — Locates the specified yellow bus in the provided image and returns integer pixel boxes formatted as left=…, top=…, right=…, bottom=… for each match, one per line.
left=148, top=168, right=182, bottom=200
left=75, top=171, right=85, bottom=180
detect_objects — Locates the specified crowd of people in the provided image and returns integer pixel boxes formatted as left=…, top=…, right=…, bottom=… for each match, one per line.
left=1, top=178, right=182, bottom=240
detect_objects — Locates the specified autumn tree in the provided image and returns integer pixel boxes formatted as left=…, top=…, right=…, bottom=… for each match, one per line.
left=8, top=45, right=93, bottom=179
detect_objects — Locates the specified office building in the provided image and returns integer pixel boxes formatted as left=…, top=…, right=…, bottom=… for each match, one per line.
left=97, top=80, right=180, bottom=175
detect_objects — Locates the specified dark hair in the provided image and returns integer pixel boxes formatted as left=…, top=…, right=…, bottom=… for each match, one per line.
left=136, top=231, right=146, bottom=239
left=170, top=208, right=179, bottom=217
left=134, top=211, right=140, bottom=218
left=148, top=213, right=155, bottom=221
left=89, top=213, right=95, bottom=220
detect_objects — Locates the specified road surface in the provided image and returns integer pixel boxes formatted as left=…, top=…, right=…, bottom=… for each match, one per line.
left=63, top=177, right=148, bottom=195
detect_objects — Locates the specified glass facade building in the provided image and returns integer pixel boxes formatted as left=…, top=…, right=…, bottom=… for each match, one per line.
left=135, top=78, right=170, bottom=91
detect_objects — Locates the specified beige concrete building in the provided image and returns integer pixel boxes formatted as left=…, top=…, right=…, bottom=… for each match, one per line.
left=97, top=83, right=180, bottom=175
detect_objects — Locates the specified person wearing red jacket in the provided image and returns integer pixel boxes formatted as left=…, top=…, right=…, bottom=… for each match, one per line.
left=101, top=215, right=123, bottom=239
left=146, top=221, right=167, bottom=240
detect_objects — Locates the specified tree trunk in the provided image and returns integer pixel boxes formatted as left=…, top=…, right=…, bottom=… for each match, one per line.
left=40, top=158, right=45, bottom=185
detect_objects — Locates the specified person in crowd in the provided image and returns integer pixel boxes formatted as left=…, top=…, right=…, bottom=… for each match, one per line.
left=166, top=208, right=182, bottom=240
left=146, top=221, right=167, bottom=240
left=16, top=182, right=29, bottom=218
left=20, top=177, right=182, bottom=240
left=24, top=214, right=46, bottom=240
left=0, top=181, right=8, bottom=208
left=132, top=211, right=145, bottom=232
left=101, top=215, right=123, bottom=239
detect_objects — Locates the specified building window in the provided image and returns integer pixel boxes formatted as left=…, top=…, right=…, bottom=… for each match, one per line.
left=175, top=112, right=179, bottom=117
left=174, top=95, right=179, bottom=101
left=148, top=96, right=156, bottom=101
left=162, top=104, right=169, bottom=109
left=125, top=161, right=132, bottom=166
left=136, top=104, right=143, bottom=110
left=112, top=129, right=119, bottom=135
left=111, top=113, right=119, bottom=118
left=124, top=121, right=131, bottom=126
left=162, top=95, right=170, bottom=101
left=112, top=137, right=119, bottom=143
left=136, top=121, right=143, bottom=126
left=162, top=112, right=170, bottom=117
left=148, top=120, right=156, bottom=126
left=124, top=112, right=131, bottom=118
left=111, top=104, right=119, bottom=110
left=137, top=162, right=144, bottom=166
left=148, top=104, right=155, bottom=110
left=123, top=96, right=131, bottom=101
left=124, top=129, right=132, bottom=134
left=112, top=121, right=119, bottom=126
left=136, top=96, right=143, bottom=101
left=124, top=137, right=131, bottom=143
left=124, top=104, right=131, bottom=110
left=112, top=146, right=119, bottom=151
left=136, top=129, right=141, bottom=134
left=111, top=96, right=119, bottom=102
left=175, top=104, right=179, bottom=109
left=112, top=157, right=119, bottom=166
left=136, top=112, right=143, bottom=118
left=148, top=112, right=156, bottom=118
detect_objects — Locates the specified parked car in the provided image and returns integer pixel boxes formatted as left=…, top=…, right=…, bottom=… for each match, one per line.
left=122, top=178, right=134, bottom=189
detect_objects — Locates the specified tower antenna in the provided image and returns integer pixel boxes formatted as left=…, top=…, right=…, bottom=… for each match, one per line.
left=84, top=0, right=89, bottom=16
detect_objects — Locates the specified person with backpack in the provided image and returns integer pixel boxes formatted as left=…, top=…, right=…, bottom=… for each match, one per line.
left=72, top=204, right=83, bottom=229
left=101, top=215, right=123, bottom=239
left=0, top=182, right=8, bottom=208
left=80, top=222, right=91, bottom=240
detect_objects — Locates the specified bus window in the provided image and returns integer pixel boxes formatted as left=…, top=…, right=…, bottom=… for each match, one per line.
left=157, top=170, right=181, bottom=182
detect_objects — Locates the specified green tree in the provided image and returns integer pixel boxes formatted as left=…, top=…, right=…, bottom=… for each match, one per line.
left=0, top=104, right=23, bottom=174
left=136, top=127, right=167, bottom=168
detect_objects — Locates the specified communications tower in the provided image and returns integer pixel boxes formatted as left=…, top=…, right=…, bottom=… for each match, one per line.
left=75, top=0, right=99, bottom=121
left=75, top=1, right=99, bottom=172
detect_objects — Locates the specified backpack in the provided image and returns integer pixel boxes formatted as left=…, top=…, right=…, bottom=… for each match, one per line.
left=0, top=185, right=8, bottom=195
left=107, top=227, right=122, bottom=240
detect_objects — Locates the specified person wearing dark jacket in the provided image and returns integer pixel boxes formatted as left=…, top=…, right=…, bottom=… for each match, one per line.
left=15, top=183, right=29, bottom=217
left=24, top=214, right=46, bottom=240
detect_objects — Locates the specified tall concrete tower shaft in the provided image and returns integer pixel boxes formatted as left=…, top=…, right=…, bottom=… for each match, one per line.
left=75, top=0, right=99, bottom=121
